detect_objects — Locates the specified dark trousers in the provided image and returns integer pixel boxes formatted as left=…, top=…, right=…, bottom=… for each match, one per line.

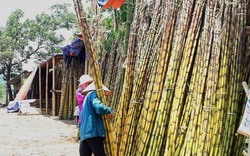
left=79, top=137, right=106, bottom=156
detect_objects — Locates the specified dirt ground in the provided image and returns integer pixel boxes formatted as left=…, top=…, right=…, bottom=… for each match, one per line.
left=0, top=107, right=80, bottom=156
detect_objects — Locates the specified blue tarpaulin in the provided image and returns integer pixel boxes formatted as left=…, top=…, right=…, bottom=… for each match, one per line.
left=60, top=38, right=87, bottom=65
left=7, top=101, right=20, bottom=113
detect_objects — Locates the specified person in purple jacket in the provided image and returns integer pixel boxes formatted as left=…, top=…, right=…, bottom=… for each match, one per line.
left=76, top=75, right=93, bottom=124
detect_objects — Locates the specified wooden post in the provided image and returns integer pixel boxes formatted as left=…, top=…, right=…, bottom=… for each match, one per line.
left=242, top=81, right=250, bottom=156
left=39, top=66, right=42, bottom=112
left=52, top=56, right=56, bottom=116
left=46, top=62, right=49, bottom=115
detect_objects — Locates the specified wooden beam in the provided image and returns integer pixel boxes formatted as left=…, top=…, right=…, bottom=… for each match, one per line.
left=39, top=66, right=42, bottom=111
left=46, top=62, right=49, bottom=115
left=52, top=55, right=56, bottom=116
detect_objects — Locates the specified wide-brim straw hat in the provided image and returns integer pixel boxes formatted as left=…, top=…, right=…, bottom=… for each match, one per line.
left=78, top=75, right=94, bottom=87
left=103, top=0, right=125, bottom=9
left=81, top=82, right=112, bottom=95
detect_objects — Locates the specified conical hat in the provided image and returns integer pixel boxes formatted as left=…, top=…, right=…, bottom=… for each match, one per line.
left=81, top=82, right=112, bottom=95
left=78, top=75, right=93, bottom=87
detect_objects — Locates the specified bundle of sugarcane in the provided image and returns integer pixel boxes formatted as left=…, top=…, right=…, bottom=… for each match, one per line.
left=114, top=0, right=180, bottom=154
left=58, top=64, right=69, bottom=120
left=113, top=11, right=140, bottom=155
left=113, top=1, right=139, bottom=154
left=112, top=1, right=145, bottom=152
left=160, top=0, right=249, bottom=155
left=101, top=36, right=121, bottom=108
left=116, top=0, right=167, bottom=155
left=230, top=2, right=250, bottom=155
left=133, top=1, right=180, bottom=155
left=67, top=64, right=74, bottom=119
left=164, top=0, right=206, bottom=155
left=58, top=61, right=84, bottom=120
left=73, top=0, right=117, bottom=155
left=186, top=1, right=249, bottom=155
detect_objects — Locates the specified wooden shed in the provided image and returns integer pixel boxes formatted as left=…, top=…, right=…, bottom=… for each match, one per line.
left=6, top=54, right=63, bottom=116
left=8, top=48, right=88, bottom=118
left=37, top=53, right=63, bottom=116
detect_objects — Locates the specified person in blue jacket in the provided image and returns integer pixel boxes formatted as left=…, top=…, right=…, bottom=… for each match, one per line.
left=79, top=82, right=112, bottom=156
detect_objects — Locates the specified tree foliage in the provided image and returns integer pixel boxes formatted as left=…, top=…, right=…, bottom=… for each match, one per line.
left=0, top=3, right=77, bottom=101
left=99, top=3, right=130, bottom=54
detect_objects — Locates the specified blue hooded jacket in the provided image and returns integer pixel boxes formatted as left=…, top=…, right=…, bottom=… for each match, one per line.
left=80, top=91, right=112, bottom=142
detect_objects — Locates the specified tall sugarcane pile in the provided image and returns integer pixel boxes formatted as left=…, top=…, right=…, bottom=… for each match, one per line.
left=72, top=0, right=250, bottom=155
left=114, top=0, right=250, bottom=156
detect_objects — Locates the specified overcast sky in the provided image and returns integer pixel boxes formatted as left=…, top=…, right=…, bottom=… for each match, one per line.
left=0, top=0, right=77, bottom=26
left=0, top=0, right=91, bottom=41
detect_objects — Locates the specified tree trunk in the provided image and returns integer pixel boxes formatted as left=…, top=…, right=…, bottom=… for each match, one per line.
left=6, top=67, right=13, bottom=102
left=7, top=84, right=13, bottom=101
